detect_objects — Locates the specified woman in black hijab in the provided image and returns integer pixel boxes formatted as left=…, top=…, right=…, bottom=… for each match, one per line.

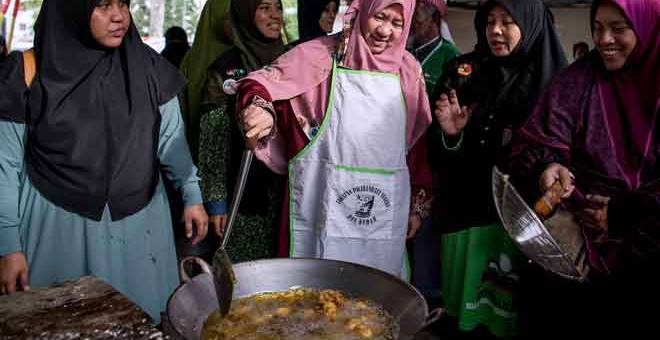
left=429, top=0, right=567, bottom=337
left=161, top=25, right=190, bottom=68
left=297, top=0, right=338, bottom=43
left=0, top=0, right=208, bottom=322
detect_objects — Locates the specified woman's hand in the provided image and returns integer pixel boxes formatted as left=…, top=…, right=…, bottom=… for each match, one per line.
left=241, top=104, right=274, bottom=141
left=183, top=204, right=209, bottom=245
left=539, top=163, right=575, bottom=198
left=0, top=252, right=29, bottom=295
left=407, top=214, right=422, bottom=239
left=210, top=214, right=228, bottom=237
left=578, top=195, right=610, bottom=233
left=434, top=90, right=470, bottom=136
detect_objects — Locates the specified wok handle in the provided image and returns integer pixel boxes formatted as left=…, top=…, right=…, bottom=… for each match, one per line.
left=534, top=180, right=564, bottom=219
left=419, top=308, right=444, bottom=330
left=179, top=256, right=213, bottom=283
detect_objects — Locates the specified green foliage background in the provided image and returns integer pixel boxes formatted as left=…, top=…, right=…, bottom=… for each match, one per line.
left=15, top=0, right=198, bottom=39
left=282, top=0, right=298, bottom=42
left=9, top=0, right=303, bottom=42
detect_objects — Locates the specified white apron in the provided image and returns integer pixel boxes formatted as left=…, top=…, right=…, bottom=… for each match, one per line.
left=289, top=62, right=411, bottom=278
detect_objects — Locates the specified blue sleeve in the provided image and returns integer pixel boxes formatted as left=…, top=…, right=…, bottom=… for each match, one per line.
left=158, top=97, right=203, bottom=207
left=204, top=200, right=227, bottom=216
left=0, top=121, right=25, bottom=256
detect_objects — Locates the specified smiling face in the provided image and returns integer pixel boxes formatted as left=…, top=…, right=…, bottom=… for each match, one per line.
left=592, top=2, right=637, bottom=71
left=485, top=4, right=522, bottom=57
left=363, top=4, right=405, bottom=55
left=254, top=0, right=283, bottom=40
left=319, top=1, right=338, bottom=33
left=90, top=0, right=131, bottom=49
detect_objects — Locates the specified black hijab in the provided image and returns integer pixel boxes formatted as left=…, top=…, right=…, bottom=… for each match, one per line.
left=231, top=0, right=286, bottom=71
left=297, top=0, right=336, bottom=42
left=0, top=0, right=185, bottom=221
left=464, top=0, right=567, bottom=126
left=161, top=26, right=190, bottom=68
left=0, top=52, right=24, bottom=122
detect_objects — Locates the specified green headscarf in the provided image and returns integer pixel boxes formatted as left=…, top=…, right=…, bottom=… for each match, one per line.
left=230, top=0, right=286, bottom=72
left=179, top=0, right=233, bottom=163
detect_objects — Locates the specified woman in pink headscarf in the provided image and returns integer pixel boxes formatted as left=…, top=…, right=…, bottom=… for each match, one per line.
left=510, top=0, right=659, bottom=336
left=234, top=0, right=432, bottom=279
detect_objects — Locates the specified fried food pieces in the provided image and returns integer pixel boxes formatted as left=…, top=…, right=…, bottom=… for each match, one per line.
left=202, top=288, right=397, bottom=340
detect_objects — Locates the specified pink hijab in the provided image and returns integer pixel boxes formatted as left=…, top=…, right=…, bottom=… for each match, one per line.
left=342, top=0, right=414, bottom=73
left=243, top=0, right=431, bottom=174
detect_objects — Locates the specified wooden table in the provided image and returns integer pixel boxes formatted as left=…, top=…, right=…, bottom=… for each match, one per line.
left=0, top=276, right=163, bottom=339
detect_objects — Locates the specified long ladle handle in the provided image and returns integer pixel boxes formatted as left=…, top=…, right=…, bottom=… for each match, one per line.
left=220, top=136, right=258, bottom=249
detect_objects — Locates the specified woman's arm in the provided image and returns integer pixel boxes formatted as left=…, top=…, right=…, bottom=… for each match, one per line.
left=236, top=79, right=274, bottom=113
left=158, top=97, right=208, bottom=244
left=0, top=121, right=25, bottom=256
left=159, top=98, right=203, bottom=206
left=198, top=106, right=232, bottom=235
left=508, top=75, right=579, bottom=200
left=236, top=80, right=289, bottom=174
left=0, top=120, right=29, bottom=294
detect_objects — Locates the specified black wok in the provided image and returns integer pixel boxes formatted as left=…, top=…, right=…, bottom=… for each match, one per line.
left=167, top=257, right=442, bottom=339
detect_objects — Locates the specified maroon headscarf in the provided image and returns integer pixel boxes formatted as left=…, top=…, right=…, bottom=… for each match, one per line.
left=593, top=0, right=660, bottom=189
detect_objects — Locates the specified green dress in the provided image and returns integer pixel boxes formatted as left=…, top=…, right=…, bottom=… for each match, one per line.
left=0, top=98, right=202, bottom=322
left=441, top=224, right=523, bottom=338
left=199, top=105, right=280, bottom=262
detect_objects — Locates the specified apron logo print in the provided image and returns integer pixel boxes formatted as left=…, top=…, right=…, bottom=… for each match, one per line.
left=355, top=194, right=375, bottom=218
left=336, top=185, right=391, bottom=226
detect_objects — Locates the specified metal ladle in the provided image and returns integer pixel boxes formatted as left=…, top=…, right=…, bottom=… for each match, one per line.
left=212, top=137, right=257, bottom=316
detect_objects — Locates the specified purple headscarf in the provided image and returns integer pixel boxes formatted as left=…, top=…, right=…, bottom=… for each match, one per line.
left=513, top=0, right=659, bottom=273
left=593, top=0, right=660, bottom=189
